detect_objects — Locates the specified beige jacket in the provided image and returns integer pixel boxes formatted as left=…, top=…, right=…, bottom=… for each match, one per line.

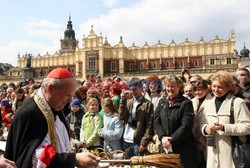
left=192, top=93, right=213, bottom=146
left=201, top=93, right=250, bottom=168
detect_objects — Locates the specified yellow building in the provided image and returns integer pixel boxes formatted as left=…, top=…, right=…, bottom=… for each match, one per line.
left=7, top=17, right=238, bottom=83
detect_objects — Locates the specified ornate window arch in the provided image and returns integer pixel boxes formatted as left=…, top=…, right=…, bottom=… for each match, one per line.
left=140, top=62, right=144, bottom=69
left=153, top=62, right=157, bottom=69
left=129, top=63, right=134, bottom=70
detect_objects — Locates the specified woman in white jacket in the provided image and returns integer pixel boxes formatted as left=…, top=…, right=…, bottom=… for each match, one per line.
left=200, top=71, right=250, bottom=168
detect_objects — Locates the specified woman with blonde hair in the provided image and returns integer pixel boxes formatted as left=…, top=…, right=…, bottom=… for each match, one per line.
left=154, top=75, right=198, bottom=168
left=201, top=71, right=250, bottom=168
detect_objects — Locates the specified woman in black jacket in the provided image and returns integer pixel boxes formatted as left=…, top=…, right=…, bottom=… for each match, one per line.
left=154, top=75, right=198, bottom=168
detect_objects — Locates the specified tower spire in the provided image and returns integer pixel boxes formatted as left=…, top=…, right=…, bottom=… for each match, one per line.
left=60, top=15, right=77, bottom=54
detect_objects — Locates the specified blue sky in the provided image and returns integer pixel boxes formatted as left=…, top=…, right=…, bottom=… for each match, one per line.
left=0, top=0, right=250, bottom=66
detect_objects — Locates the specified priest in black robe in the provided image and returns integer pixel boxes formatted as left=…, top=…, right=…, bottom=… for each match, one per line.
left=5, top=68, right=100, bottom=168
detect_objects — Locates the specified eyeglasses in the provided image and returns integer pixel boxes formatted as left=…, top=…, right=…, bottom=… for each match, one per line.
left=190, top=81, right=197, bottom=84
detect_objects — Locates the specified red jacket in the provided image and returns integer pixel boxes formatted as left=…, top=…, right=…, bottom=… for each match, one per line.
left=2, top=105, right=13, bottom=127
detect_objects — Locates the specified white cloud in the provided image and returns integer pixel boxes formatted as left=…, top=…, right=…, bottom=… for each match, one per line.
left=23, top=17, right=63, bottom=40
left=0, top=17, right=64, bottom=66
left=3, top=0, right=250, bottom=67
left=79, top=0, right=250, bottom=51
left=0, top=40, right=59, bottom=66
left=102, top=0, right=119, bottom=7
left=24, top=17, right=62, bottom=29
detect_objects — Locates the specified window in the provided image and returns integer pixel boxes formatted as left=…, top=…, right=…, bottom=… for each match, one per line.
left=36, top=71, right=39, bottom=76
left=153, top=62, right=157, bottom=69
left=89, top=56, right=96, bottom=70
left=210, top=59, right=215, bottom=65
left=194, top=60, right=198, bottom=67
left=166, top=61, right=170, bottom=68
left=226, top=58, right=232, bottom=64
left=129, top=63, right=134, bottom=70
left=140, top=63, right=144, bottom=69
left=111, top=61, right=117, bottom=71
left=180, top=61, right=184, bottom=67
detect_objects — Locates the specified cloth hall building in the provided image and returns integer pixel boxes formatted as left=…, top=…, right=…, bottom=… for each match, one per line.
left=8, top=16, right=239, bottom=82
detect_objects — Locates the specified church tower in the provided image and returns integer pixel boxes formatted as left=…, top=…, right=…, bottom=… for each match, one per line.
left=59, top=14, right=78, bottom=54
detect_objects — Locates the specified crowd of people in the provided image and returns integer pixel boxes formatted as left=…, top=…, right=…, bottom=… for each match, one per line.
left=0, top=67, right=249, bottom=168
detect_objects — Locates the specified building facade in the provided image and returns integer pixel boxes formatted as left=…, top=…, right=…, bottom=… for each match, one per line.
left=9, top=17, right=239, bottom=82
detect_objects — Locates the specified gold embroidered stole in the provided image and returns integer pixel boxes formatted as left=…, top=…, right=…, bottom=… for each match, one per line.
left=33, top=91, right=58, bottom=151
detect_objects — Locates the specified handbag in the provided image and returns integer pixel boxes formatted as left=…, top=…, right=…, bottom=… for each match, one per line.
left=146, top=134, right=161, bottom=154
left=230, top=97, right=250, bottom=168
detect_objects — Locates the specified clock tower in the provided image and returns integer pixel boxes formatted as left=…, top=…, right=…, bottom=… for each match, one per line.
left=59, top=15, right=78, bottom=54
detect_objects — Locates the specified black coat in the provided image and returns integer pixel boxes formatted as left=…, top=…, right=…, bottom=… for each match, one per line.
left=154, top=94, right=198, bottom=168
left=5, top=98, right=75, bottom=168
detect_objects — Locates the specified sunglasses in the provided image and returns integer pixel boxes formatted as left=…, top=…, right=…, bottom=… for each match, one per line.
left=190, top=81, right=197, bottom=84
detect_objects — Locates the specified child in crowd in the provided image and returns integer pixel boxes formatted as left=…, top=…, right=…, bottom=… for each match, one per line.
left=99, top=84, right=121, bottom=117
left=5, top=113, right=13, bottom=130
left=109, top=84, right=121, bottom=108
left=98, top=98, right=124, bottom=152
left=86, top=88, right=102, bottom=111
left=6, top=88, right=14, bottom=101
left=1, top=99, right=13, bottom=130
left=80, top=98, right=103, bottom=150
left=66, top=99, right=85, bottom=140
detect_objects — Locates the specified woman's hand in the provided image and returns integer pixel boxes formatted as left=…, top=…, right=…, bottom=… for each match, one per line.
left=213, top=123, right=224, bottom=131
left=205, top=123, right=224, bottom=134
left=162, top=137, right=171, bottom=149
left=205, top=125, right=216, bottom=135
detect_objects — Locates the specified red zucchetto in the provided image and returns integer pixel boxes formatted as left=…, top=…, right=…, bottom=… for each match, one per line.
left=47, top=68, right=73, bottom=79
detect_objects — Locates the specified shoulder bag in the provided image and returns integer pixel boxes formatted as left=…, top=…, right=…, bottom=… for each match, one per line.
left=230, top=97, right=250, bottom=168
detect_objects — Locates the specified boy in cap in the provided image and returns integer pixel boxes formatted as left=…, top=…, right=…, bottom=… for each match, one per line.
left=66, top=98, right=85, bottom=140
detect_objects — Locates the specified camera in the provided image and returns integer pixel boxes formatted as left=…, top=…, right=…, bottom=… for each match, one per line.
left=206, top=135, right=215, bottom=147
left=128, top=115, right=137, bottom=128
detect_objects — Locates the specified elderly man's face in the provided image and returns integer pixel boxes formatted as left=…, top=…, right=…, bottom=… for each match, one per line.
left=48, top=79, right=76, bottom=111
left=184, top=85, right=194, bottom=98
left=236, top=70, right=249, bottom=85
